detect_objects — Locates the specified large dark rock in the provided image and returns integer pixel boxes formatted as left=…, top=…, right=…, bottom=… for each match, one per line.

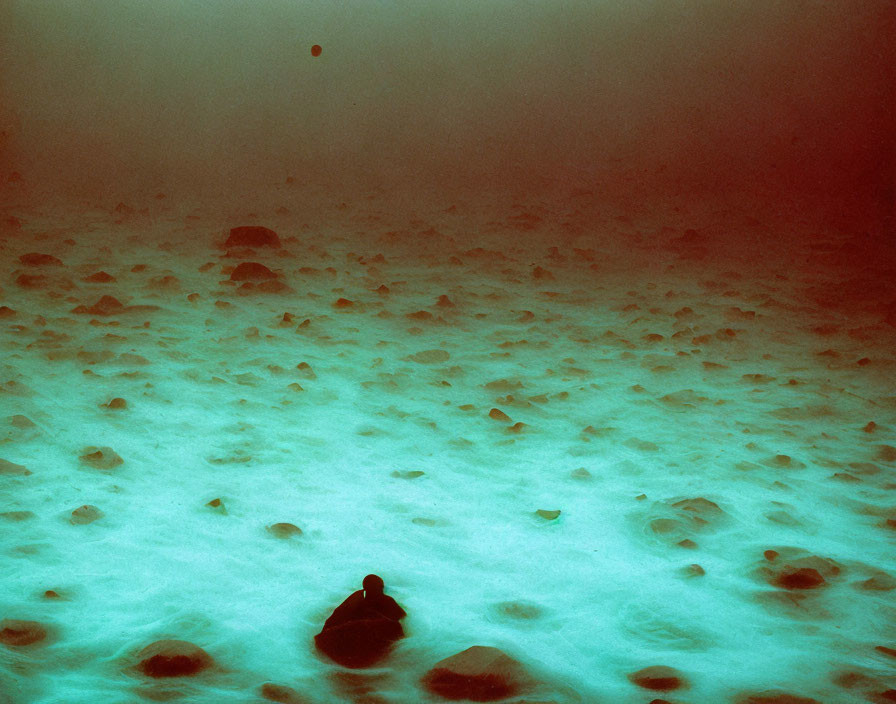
left=314, top=617, right=404, bottom=668
left=226, top=226, right=280, bottom=248
left=760, top=553, right=841, bottom=590
left=627, top=665, right=688, bottom=691
left=0, top=619, right=47, bottom=646
left=772, top=567, right=826, bottom=590
left=422, top=646, right=533, bottom=701
left=136, top=639, right=214, bottom=677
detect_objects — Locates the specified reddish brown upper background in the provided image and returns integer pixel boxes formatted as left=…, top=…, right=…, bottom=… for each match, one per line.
left=0, top=0, right=892, bottom=238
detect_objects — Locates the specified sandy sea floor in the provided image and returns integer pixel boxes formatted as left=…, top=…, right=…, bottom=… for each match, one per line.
left=1, top=184, right=895, bottom=703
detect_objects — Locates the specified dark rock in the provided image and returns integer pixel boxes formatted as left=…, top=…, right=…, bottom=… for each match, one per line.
left=206, top=498, right=226, bottom=514
left=643, top=496, right=728, bottom=547
left=856, top=572, right=896, bottom=591
left=421, top=646, right=533, bottom=701
left=315, top=617, right=404, bottom=668
left=535, top=509, right=561, bottom=520
left=267, top=522, right=302, bottom=538
left=71, top=295, right=124, bottom=315
left=230, top=262, right=276, bottom=281
left=670, top=497, right=723, bottom=519
left=148, top=274, right=180, bottom=290
left=758, top=551, right=841, bottom=590
left=831, top=668, right=878, bottom=690
left=391, top=470, right=425, bottom=479
left=831, top=472, right=860, bottom=483
left=19, top=253, right=63, bottom=266
left=876, top=445, right=896, bottom=462
left=9, top=415, right=35, bottom=428
left=407, top=310, right=434, bottom=320
left=772, top=567, right=825, bottom=589
left=83, top=271, right=115, bottom=283
left=0, top=459, right=31, bottom=476
left=296, top=362, right=316, bottom=378
left=628, top=665, right=688, bottom=691
left=70, top=505, right=103, bottom=525
left=136, top=639, right=213, bottom=677
left=15, top=273, right=47, bottom=288
left=0, top=619, right=47, bottom=646
left=649, top=518, right=682, bottom=535
left=734, top=691, right=821, bottom=704
left=226, top=226, right=280, bottom=248
left=79, top=446, right=123, bottom=470
left=683, top=563, right=705, bottom=577
left=0, top=510, right=35, bottom=521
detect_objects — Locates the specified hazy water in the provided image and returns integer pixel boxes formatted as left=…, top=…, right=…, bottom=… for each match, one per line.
left=1, top=2, right=894, bottom=703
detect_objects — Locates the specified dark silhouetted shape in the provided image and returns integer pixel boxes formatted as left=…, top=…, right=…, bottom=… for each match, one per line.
left=314, top=574, right=406, bottom=668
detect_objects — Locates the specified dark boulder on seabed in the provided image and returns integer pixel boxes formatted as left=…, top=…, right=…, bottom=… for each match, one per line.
left=421, top=646, right=535, bottom=701
left=225, top=226, right=281, bottom=248
left=0, top=619, right=48, bottom=646
left=314, top=616, right=405, bottom=668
